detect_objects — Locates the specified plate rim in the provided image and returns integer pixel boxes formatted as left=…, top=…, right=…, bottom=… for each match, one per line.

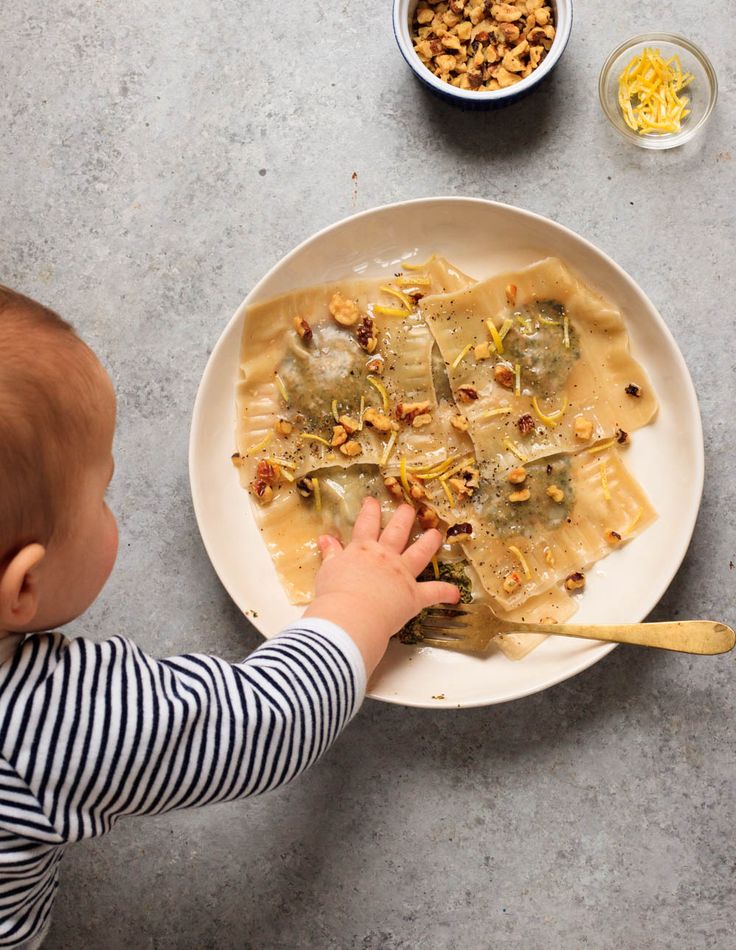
left=189, top=196, right=705, bottom=708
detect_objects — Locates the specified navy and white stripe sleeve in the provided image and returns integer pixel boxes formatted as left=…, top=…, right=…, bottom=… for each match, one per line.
left=0, top=621, right=365, bottom=845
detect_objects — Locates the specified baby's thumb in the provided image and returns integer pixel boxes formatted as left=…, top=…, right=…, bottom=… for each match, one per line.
left=317, top=535, right=343, bottom=562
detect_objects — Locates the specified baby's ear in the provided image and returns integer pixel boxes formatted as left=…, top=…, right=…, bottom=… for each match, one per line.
left=0, top=543, right=45, bottom=630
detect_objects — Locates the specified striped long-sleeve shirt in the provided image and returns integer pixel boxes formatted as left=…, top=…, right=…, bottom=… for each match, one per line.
left=0, top=621, right=365, bottom=948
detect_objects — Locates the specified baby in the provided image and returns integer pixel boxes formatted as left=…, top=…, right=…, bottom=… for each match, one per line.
left=0, top=286, right=460, bottom=949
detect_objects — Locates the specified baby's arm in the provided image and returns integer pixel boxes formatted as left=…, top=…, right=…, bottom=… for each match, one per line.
left=1, top=500, right=457, bottom=843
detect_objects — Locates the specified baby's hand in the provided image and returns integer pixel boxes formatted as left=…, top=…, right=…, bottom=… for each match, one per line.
left=303, top=497, right=460, bottom=675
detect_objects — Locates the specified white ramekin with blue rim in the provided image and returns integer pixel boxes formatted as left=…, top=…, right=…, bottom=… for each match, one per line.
left=393, top=0, right=573, bottom=109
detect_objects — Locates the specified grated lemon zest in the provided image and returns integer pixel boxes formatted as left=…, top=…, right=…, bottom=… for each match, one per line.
left=562, top=315, right=570, bottom=349
left=486, top=319, right=504, bottom=354
left=267, top=456, right=297, bottom=470
left=531, top=395, right=569, bottom=427
left=374, top=305, right=410, bottom=318
left=395, top=275, right=431, bottom=288
left=380, top=431, right=398, bottom=466
left=623, top=506, right=643, bottom=536
left=508, top=545, right=532, bottom=580
left=366, top=374, right=389, bottom=411
left=408, top=454, right=457, bottom=475
left=440, top=477, right=455, bottom=507
left=274, top=373, right=289, bottom=403
left=331, top=399, right=339, bottom=423
left=599, top=460, right=611, bottom=501
left=312, top=477, right=322, bottom=513
left=538, top=314, right=561, bottom=327
left=586, top=438, right=616, bottom=454
left=272, top=464, right=295, bottom=482
left=400, top=456, right=411, bottom=495
left=439, top=456, right=476, bottom=484
left=401, top=254, right=435, bottom=271
left=514, top=363, right=521, bottom=397
left=245, top=432, right=273, bottom=456
left=380, top=285, right=414, bottom=311
left=503, top=437, right=528, bottom=463
left=478, top=406, right=513, bottom=421
left=412, top=456, right=460, bottom=481
left=301, top=433, right=332, bottom=447
left=451, top=342, right=474, bottom=370
left=358, top=395, right=365, bottom=431
left=431, top=555, right=440, bottom=580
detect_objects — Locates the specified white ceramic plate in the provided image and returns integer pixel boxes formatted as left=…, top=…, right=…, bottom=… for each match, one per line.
left=189, top=198, right=703, bottom=708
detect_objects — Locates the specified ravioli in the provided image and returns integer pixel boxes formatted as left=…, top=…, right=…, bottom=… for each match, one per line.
left=420, top=258, right=657, bottom=468
left=235, top=256, right=474, bottom=489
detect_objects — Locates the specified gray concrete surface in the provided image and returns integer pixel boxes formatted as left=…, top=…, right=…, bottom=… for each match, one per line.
left=2, top=1, right=734, bottom=947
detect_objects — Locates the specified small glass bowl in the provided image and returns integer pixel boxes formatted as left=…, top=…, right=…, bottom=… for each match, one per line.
left=599, top=34, right=717, bottom=150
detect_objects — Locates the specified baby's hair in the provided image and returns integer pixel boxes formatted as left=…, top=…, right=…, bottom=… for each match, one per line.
left=0, top=286, right=104, bottom=562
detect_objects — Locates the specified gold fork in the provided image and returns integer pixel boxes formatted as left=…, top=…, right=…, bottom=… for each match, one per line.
left=418, top=602, right=736, bottom=655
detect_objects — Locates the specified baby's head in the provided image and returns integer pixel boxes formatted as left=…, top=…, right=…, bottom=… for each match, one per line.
left=0, top=287, right=118, bottom=635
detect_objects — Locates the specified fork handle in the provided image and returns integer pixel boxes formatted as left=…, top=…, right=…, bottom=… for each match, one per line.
left=499, top=619, right=735, bottom=655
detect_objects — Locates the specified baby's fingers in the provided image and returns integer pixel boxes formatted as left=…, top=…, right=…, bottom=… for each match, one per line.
left=317, top=535, right=343, bottom=562
left=401, top=527, right=443, bottom=575
left=351, top=496, right=382, bottom=542
left=416, top=581, right=461, bottom=609
left=379, top=504, right=416, bottom=553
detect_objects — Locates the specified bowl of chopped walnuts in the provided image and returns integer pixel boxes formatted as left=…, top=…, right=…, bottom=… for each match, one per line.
left=393, top=0, right=572, bottom=108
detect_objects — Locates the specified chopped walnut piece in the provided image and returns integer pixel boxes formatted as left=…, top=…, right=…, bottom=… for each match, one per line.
left=293, top=316, right=312, bottom=342
left=494, top=364, right=515, bottom=389
left=503, top=571, right=521, bottom=593
left=415, top=6, right=434, bottom=24
left=492, top=3, right=522, bottom=22
left=364, top=407, right=398, bottom=433
left=331, top=425, right=348, bottom=447
left=418, top=505, right=440, bottom=530
left=250, top=460, right=279, bottom=505
left=605, top=530, right=623, bottom=546
left=356, top=315, right=377, bottom=353
left=616, top=428, right=630, bottom=445
left=449, top=476, right=475, bottom=499
left=517, top=413, right=534, bottom=435
left=509, top=488, right=531, bottom=503
left=396, top=401, right=432, bottom=423
left=329, top=292, right=362, bottom=327
left=457, top=385, right=479, bottom=403
left=507, top=466, right=527, bottom=484
left=339, top=440, right=362, bottom=457
left=412, top=413, right=433, bottom=428
left=565, top=571, right=586, bottom=591
left=338, top=414, right=360, bottom=435
left=474, top=342, right=491, bottom=360
left=296, top=478, right=314, bottom=498
left=436, top=53, right=458, bottom=72
left=231, top=452, right=242, bottom=468
left=451, top=414, right=469, bottom=432
left=384, top=476, right=403, bottom=501
left=366, top=356, right=384, bottom=375
left=251, top=481, right=274, bottom=505
left=574, top=415, right=594, bottom=441
left=446, top=522, right=473, bottom=544
left=408, top=479, right=426, bottom=501
left=546, top=485, right=565, bottom=503
left=274, top=418, right=293, bottom=437
left=625, top=383, right=642, bottom=397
